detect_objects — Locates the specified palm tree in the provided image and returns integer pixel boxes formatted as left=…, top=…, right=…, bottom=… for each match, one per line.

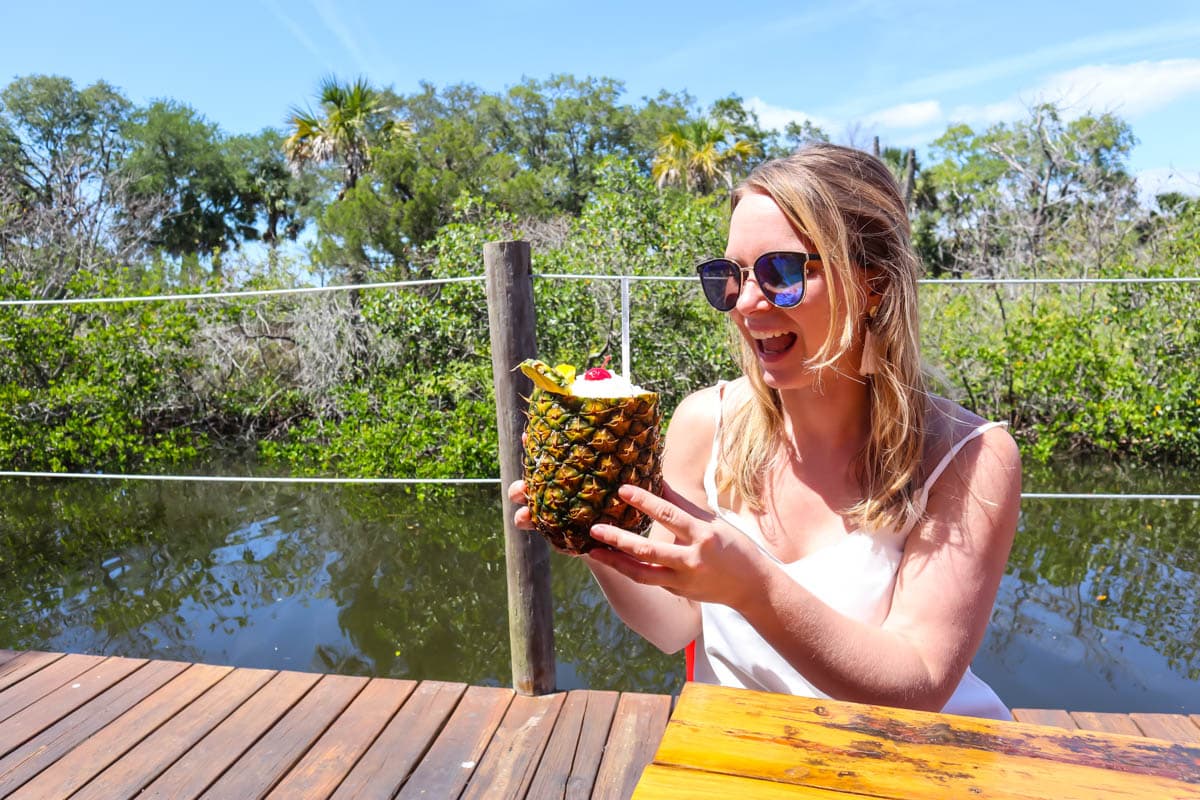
left=283, top=77, right=406, bottom=199
left=651, top=118, right=760, bottom=194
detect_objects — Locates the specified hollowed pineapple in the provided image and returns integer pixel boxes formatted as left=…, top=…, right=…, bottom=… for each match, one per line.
left=519, top=360, right=663, bottom=554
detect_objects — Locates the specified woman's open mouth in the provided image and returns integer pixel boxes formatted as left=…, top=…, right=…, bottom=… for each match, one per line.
left=752, top=331, right=797, bottom=360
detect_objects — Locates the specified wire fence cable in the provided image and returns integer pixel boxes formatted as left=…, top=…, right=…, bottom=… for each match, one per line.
left=2, top=273, right=1199, bottom=307
left=0, top=470, right=1195, bottom=500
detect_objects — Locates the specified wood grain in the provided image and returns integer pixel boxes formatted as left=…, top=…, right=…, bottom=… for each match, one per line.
left=330, top=680, right=467, bottom=800
left=634, top=763, right=867, bottom=799
left=654, top=684, right=1200, bottom=800
left=0, top=658, right=189, bottom=797
left=70, top=666, right=273, bottom=800
left=7, top=661, right=221, bottom=800
left=1129, top=713, right=1200, bottom=744
left=461, top=691, right=566, bottom=799
left=138, top=667, right=320, bottom=799
left=0, top=652, right=105, bottom=725
left=593, top=692, right=673, bottom=800
left=199, top=673, right=367, bottom=799
left=1070, top=711, right=1146, bottom=737
left=1012, top=708, right=1078, bottom=729
left=0, top=651, right=63, bottom=694
left=267, top=677, right=414, bottom=799
left=395, top=685, right=513, bottom=799
left=565, top=690, right=620, bottom=800
left=0, top=656, right=144, bottom=759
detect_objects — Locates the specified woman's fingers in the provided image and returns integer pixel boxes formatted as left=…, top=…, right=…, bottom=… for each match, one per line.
left=587, top=543, right=679, bottom=586
left=508, top=479, right=526, bottom=504
left=616, top=483, right=701, bottom=544
left=590, top=523, right=688, bottom=570
left=514, top=505, right=533, bottom=530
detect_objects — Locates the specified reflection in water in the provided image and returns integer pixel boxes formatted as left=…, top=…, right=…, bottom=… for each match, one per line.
left=0, top=462, right=1195, bottom=713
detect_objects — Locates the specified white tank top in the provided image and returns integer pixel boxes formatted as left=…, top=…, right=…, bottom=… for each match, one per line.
left=694, top=385, right=1012, bottom=721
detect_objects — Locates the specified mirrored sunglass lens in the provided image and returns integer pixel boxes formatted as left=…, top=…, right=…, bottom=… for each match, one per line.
left=699, top=262, right=740, bottom=310
left=757, top=253, right=807, bottom=307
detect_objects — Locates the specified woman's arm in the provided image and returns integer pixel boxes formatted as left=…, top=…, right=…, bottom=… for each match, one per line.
left=591, top=424, right=1021, bottom=710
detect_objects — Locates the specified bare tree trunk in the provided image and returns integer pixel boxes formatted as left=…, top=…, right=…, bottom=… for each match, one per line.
left=902, top=149, right=916, bottom=211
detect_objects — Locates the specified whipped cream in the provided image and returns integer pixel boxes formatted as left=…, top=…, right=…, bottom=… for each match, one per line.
left=569, top=373, right=649, bottom=398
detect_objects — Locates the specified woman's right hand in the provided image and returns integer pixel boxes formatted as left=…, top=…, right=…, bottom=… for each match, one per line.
left=507, top=479, right=534, bottom=530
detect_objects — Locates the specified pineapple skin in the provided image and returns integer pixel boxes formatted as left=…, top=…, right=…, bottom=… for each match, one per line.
left=523, top=388, right=663, bottom=554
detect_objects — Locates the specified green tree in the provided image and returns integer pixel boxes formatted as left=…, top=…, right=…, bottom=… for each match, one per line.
left=651, top=116, right=760, bottom=194
left=283, top=76, right=408, bottom=199
left=0, top=75, right=151, bottom=295
left=227, top=129, right=313, bottom=249
left=481, top=75, right=638, bottom=213
left=924, top=103, right=1137, bottom=279
left=122, top=100, right=258, bottom=272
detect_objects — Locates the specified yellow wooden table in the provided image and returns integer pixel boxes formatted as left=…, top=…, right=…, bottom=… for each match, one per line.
left=633, top=683, right=1200, bottom=799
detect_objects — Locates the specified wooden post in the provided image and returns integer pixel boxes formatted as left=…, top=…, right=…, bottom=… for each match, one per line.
left=485, top=240, right=556, bottom=695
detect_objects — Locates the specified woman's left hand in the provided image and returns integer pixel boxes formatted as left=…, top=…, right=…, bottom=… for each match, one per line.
left=586, top=482, right=767, bottom=611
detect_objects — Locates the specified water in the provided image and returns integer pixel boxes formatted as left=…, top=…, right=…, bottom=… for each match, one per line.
left=1, top=461, right=1197, bottom=714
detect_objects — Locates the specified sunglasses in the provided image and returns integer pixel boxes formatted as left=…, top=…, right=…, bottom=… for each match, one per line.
left=696, top=251, right=821, bottom=311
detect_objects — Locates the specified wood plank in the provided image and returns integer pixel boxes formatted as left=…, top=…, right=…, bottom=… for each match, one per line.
left=199, top=673, right=368, bottom=799
left=395, top=685, right=513, bottom=799
left=0, top=652, right=17, bottom=668
left=0, top=658, right=188, bottom=797
left=0, top=652, right=104, bottom=724
left=138, top=667, right=318, bottom=800
left=1129, top=713, right=1200, bottom=744
left=564, top=690, right=620, bottom=800
left=525, top=690, right=589, bottom=800
left=634, top=763, right=868, bottom=799
left=330, top=680, right=467, bottom=800
left=1012, top=709, right=1078, bottom=730
left=70, top=666, right=274, bottom=800
left=1070, top=711, right=1145, bottom=737
left=654, top=684, right=1200, bottom=800
left=593, top=692, right=673, bottom=800
left=266, top=677, right=415, bottom=799
left=461, top=692, right=566, bottom=800
left=0, top=655, right=144, bottom=759
left=0, top=651, right=62, bottom=694
left=6, top=662, right=225, bottom=800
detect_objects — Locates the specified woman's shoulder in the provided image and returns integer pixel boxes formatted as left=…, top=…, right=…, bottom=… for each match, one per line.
left=922, top=396, right=1020, bottom=480
left=669, top=377, right=749, bottom=424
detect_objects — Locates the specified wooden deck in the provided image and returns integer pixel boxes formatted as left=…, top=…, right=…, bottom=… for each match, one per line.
left=1, top=649, right=1197, bottom=798
left=0, top=650, right=671, bottom=799
left=1012, top=706, right=1200, bottom=743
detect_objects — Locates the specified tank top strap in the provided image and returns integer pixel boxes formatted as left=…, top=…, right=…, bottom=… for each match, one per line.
left=902, top=421, right=1008, bottom=536
left=702, top=381, right=727, bottom=510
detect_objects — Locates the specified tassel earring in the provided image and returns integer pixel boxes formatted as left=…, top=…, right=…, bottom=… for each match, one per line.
left=859, top=304, right=881, bottom=377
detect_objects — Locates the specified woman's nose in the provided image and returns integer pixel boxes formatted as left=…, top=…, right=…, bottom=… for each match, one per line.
left=735, top=272, right=771, bottom=314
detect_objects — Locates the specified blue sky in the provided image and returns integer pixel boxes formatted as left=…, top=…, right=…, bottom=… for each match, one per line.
left=4, top=0, right=1199, bottom=197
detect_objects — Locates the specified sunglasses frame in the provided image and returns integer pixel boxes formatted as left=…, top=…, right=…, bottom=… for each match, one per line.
left=695, top=250, right=822, bottom=311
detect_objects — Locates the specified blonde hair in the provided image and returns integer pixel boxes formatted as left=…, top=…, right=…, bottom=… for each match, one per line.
left=718, top=143, right=927, bottom=533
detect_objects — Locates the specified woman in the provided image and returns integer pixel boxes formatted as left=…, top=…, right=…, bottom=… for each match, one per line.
left=510, top=143, right=1021, bottom=719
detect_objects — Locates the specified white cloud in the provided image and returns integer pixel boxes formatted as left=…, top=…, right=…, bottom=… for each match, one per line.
left=756, top=58, right=1200, bottom=152
left=309, top=0, right=374, bottom=75
left=1036, top=59, right=1200, bottom=118
left=650, top=0, right=889, bottom=76
left=862, top=100, right=942, bottom=129
left=260, top=0, right=334, bottom=71
left=1136, top=167, right=1200, bottom=204
left=946, top=99, right=1024, bottom=126
left=745, top=97, right=839, bottom=136
left=837, top=19, right=1200, bottom=114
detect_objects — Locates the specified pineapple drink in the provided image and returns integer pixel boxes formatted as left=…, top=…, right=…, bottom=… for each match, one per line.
left=518, top=359, right=663, bottom=555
